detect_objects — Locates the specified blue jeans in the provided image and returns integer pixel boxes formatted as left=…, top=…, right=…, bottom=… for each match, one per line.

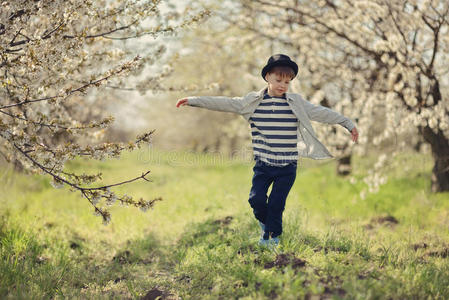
left=248, top=160, right=297, bottom=238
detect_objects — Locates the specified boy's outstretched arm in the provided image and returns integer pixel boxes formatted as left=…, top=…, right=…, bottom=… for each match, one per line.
left=302, top=99, right=358, bottom=142
left=175, top=95, right=244, bottom=114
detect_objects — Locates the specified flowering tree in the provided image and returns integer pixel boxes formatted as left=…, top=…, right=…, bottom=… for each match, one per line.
left=0, top=0, right=208, bottom=223
left=218, top=0, right=449, bottom=193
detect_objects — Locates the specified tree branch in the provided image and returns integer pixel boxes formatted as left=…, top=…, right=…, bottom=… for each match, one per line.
left=82, top=171, right=152, bottom=190
left=427, top=22, right=441, bottom=73
left=62, top=20, right=139, bottom=39
left=0, top=108, right=111, bottom=131
left=0, top=57, right=138, bottom=110
left=11, top=140, right=156, bottom=222
left=8, top=20, right=138, bottom=48
left=252, top=0, right=381, bottom=58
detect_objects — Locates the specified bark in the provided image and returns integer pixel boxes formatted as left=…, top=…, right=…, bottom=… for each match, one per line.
left=320, top=97, right=353, bottom=176
left=421, top=126, right=449, bottom=192
left=414, top=140, right=424, bottom=152
left=337, top=154, right=352, bottom=176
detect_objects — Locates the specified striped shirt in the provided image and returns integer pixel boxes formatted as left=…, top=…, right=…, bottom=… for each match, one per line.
left=249, top=93, right=298, bottom=166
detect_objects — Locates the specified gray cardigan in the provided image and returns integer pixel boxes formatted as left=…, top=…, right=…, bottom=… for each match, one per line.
left=187, top=87, right=355, bottom=159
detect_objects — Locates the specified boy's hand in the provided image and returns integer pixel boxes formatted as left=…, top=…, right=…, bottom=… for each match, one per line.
left=176, top=98, right=188, bottom=107
left=351, top=127, right=359, bottom=143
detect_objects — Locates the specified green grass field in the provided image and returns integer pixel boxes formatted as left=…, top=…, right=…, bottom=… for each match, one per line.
left=1, top=147, right=449, bottom=299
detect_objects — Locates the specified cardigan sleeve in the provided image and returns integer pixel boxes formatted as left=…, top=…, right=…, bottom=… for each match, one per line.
left=187, top=95, right=244, bottom=114
left=302, top=100, right=355, bottom=132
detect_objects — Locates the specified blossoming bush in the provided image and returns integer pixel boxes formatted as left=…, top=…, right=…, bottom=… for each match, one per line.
left=0, top=0, right=209, bottom=223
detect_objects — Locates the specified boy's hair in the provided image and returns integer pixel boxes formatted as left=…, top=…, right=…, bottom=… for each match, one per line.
left=267, top=65, right=295, bottom=80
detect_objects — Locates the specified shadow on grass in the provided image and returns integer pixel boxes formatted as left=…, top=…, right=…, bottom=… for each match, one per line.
left=0, top=212, right=162, bottom=299
left=3, top=212, right=449, bottom=300
left=0, top=213, right=68, bottom=299
left=0, top=213, right=250, bottom=299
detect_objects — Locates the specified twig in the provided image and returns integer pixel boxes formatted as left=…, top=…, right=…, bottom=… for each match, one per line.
left=81, top=171, right=152, bottom=190
left=12, top=142, right=153, bottom=206
left=0, top=58, right=136, bottom=110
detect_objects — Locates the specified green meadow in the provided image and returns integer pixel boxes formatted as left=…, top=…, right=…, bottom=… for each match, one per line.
left=1, top=148, right=449, bottom=299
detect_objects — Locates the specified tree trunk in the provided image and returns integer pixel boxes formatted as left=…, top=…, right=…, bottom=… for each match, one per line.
left=335, top=142, right=352, bottom=176
left=337, top=154, right=352, bottom=176
left=320, top=96, right=353, bottom=176
left=421, top=126, right=449, bottom=192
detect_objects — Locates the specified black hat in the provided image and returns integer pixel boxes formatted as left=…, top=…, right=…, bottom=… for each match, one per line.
left=261, top=54, right=298, bottom=81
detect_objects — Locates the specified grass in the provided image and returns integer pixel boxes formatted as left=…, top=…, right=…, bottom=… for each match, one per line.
left=0, top=147, right=449, bottom=299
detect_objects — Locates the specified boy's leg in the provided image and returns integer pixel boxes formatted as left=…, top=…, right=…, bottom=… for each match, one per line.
left=248, top=162, right=274, bottom=228
left=265, top=163, right=297, bottom=238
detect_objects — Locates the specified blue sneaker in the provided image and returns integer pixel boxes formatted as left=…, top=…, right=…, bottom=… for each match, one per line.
left=258, top=238, right=270, bottom=246
left=259, top=237, right=279, bottom=249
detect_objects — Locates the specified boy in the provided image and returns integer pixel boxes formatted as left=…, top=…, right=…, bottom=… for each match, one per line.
left=176, top=54, right=359, bottom=247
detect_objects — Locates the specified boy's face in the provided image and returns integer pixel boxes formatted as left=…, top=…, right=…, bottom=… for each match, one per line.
left=265, top=72, right=291, bottom=97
